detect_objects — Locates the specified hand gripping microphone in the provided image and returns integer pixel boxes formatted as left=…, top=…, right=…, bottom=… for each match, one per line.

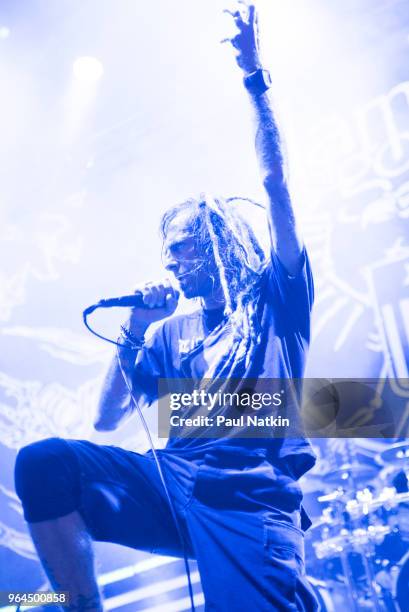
left=82, top=291, right=152, bottom=347
left=83, top=291, right=145, bottom=316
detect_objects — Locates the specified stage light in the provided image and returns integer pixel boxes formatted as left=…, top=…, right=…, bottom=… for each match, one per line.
left=64, top=56, right=103, bottom=142
left=72, top=56, right=103, bottom=82
left=0, top=26, right=10, bottom=39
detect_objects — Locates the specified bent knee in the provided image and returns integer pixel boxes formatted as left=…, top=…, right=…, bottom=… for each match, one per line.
left=15, top=438, right=68, bottom=487
left=14, top=437, right=81, bottom=522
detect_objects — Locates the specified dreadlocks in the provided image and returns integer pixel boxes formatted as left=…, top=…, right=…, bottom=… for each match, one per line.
left=160, top=194, right=267, bottom=371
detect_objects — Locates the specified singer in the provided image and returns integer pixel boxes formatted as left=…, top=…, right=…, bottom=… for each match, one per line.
left=14, top=4, right=318, bottom=611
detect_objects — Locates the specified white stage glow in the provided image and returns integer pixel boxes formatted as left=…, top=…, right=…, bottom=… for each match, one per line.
left=72, top=56, right=104, bottom=82
left=0, top=26, right=10, bottom=39
left=63, top=57, right=103, bottom=143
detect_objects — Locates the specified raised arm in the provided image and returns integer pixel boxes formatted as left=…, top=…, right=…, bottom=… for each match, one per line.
left=224, top=2, right=303, bottom=276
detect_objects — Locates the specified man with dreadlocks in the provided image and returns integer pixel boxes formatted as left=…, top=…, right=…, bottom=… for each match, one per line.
left=14, top=3, right=318, bottom=611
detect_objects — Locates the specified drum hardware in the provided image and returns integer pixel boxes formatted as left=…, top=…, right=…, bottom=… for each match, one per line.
left=395, top=551, right=409, bottom=612
left=312, top=525, right=392, bottom=560
left=377, top=442, right=409, bottom=467
left=305, top=450, right=409, bottom=611
left=318, top=489, right=347, bottom=504
left=322, top=463, right=379, bottom=488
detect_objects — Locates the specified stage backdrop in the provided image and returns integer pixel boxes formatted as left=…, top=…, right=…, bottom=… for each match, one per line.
left=1, top=0, right=408, bottom=609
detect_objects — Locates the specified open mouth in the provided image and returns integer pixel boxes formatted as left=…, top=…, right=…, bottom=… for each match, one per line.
left=178, top=277, right=190, bottom=289
left=176, top=274, right=195, bottom=293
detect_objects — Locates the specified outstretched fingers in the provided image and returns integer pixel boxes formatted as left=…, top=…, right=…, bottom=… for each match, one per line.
left=225, top=2, right=256, bottom=24
left=222, top=1, right=260, bottom=70
left=248, top=4, right=257, bottom=27
left=220, top=35, right=241, bottom=49
left=223, top=8, right=245, bottom=30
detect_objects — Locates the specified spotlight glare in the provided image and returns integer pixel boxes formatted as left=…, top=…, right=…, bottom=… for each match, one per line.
left=0, top=26, right=10, bottom=39
left=72, top=56, right=104, bottom=82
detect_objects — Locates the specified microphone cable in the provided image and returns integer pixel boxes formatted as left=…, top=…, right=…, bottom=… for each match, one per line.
left=83, top=304, right=196, bottom=612
left=82, top=197, right=267, bottom=612
left=83, top=307, right=131, bottom=349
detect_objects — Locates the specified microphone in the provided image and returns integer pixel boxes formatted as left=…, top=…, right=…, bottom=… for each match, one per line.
left=82, top=287, right=180, bottom=345
left=83, top=292, right=146, bottom=316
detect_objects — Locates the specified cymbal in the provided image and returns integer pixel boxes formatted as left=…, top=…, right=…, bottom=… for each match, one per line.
left=322, top=463, right=378, bottom=486
left=307, top=515, right=339, bottom=533
left=299, top=473, right=328, bottom=493
left=378, top=442, right=409, bottom=466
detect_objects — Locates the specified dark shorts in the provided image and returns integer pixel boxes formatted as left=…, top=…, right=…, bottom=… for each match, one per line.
left=14, top=438, right=318, bottom=611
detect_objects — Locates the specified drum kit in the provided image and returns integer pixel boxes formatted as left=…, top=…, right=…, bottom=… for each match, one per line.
left=304, top=442, right=409, bottom=611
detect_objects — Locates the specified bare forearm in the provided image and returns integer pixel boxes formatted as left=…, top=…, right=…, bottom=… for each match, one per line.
left=94, top=321, right=148, bottom=431
left=245, top=76, right=302, bottom=270
left=248, top=87, right=298, bottom=239
left=249, top=89, right=286, bottom=184
left=94, top=347, right=136, bottom=431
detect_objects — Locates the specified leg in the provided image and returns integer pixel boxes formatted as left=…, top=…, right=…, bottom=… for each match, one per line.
left=187, top=505, right=319, bottom=611
left=14, top=438, right=195, bottom=610
left=15, top=439, right=103, bottom=611
left=29, top=511, right=102, bottom=612
left=182, top=450, right=319, bottom=611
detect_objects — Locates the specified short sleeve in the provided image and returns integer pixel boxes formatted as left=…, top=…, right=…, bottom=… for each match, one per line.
left=264, top=246, right=314, bottom=338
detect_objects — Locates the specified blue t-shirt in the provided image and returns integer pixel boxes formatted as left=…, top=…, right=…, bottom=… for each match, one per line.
left=133, top=248, right=316, bottom=481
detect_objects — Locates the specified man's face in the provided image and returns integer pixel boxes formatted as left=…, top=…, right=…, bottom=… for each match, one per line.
left=163, top=211, right=218, bottom=299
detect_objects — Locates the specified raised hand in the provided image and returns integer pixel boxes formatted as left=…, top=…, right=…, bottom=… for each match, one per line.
left=222, top=2, right=261, bottom=74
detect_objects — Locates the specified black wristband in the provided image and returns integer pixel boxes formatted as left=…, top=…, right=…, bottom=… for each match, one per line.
left=243, top=69, right=272, bottom=96
left=119, top=325, right=145, bottom=350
